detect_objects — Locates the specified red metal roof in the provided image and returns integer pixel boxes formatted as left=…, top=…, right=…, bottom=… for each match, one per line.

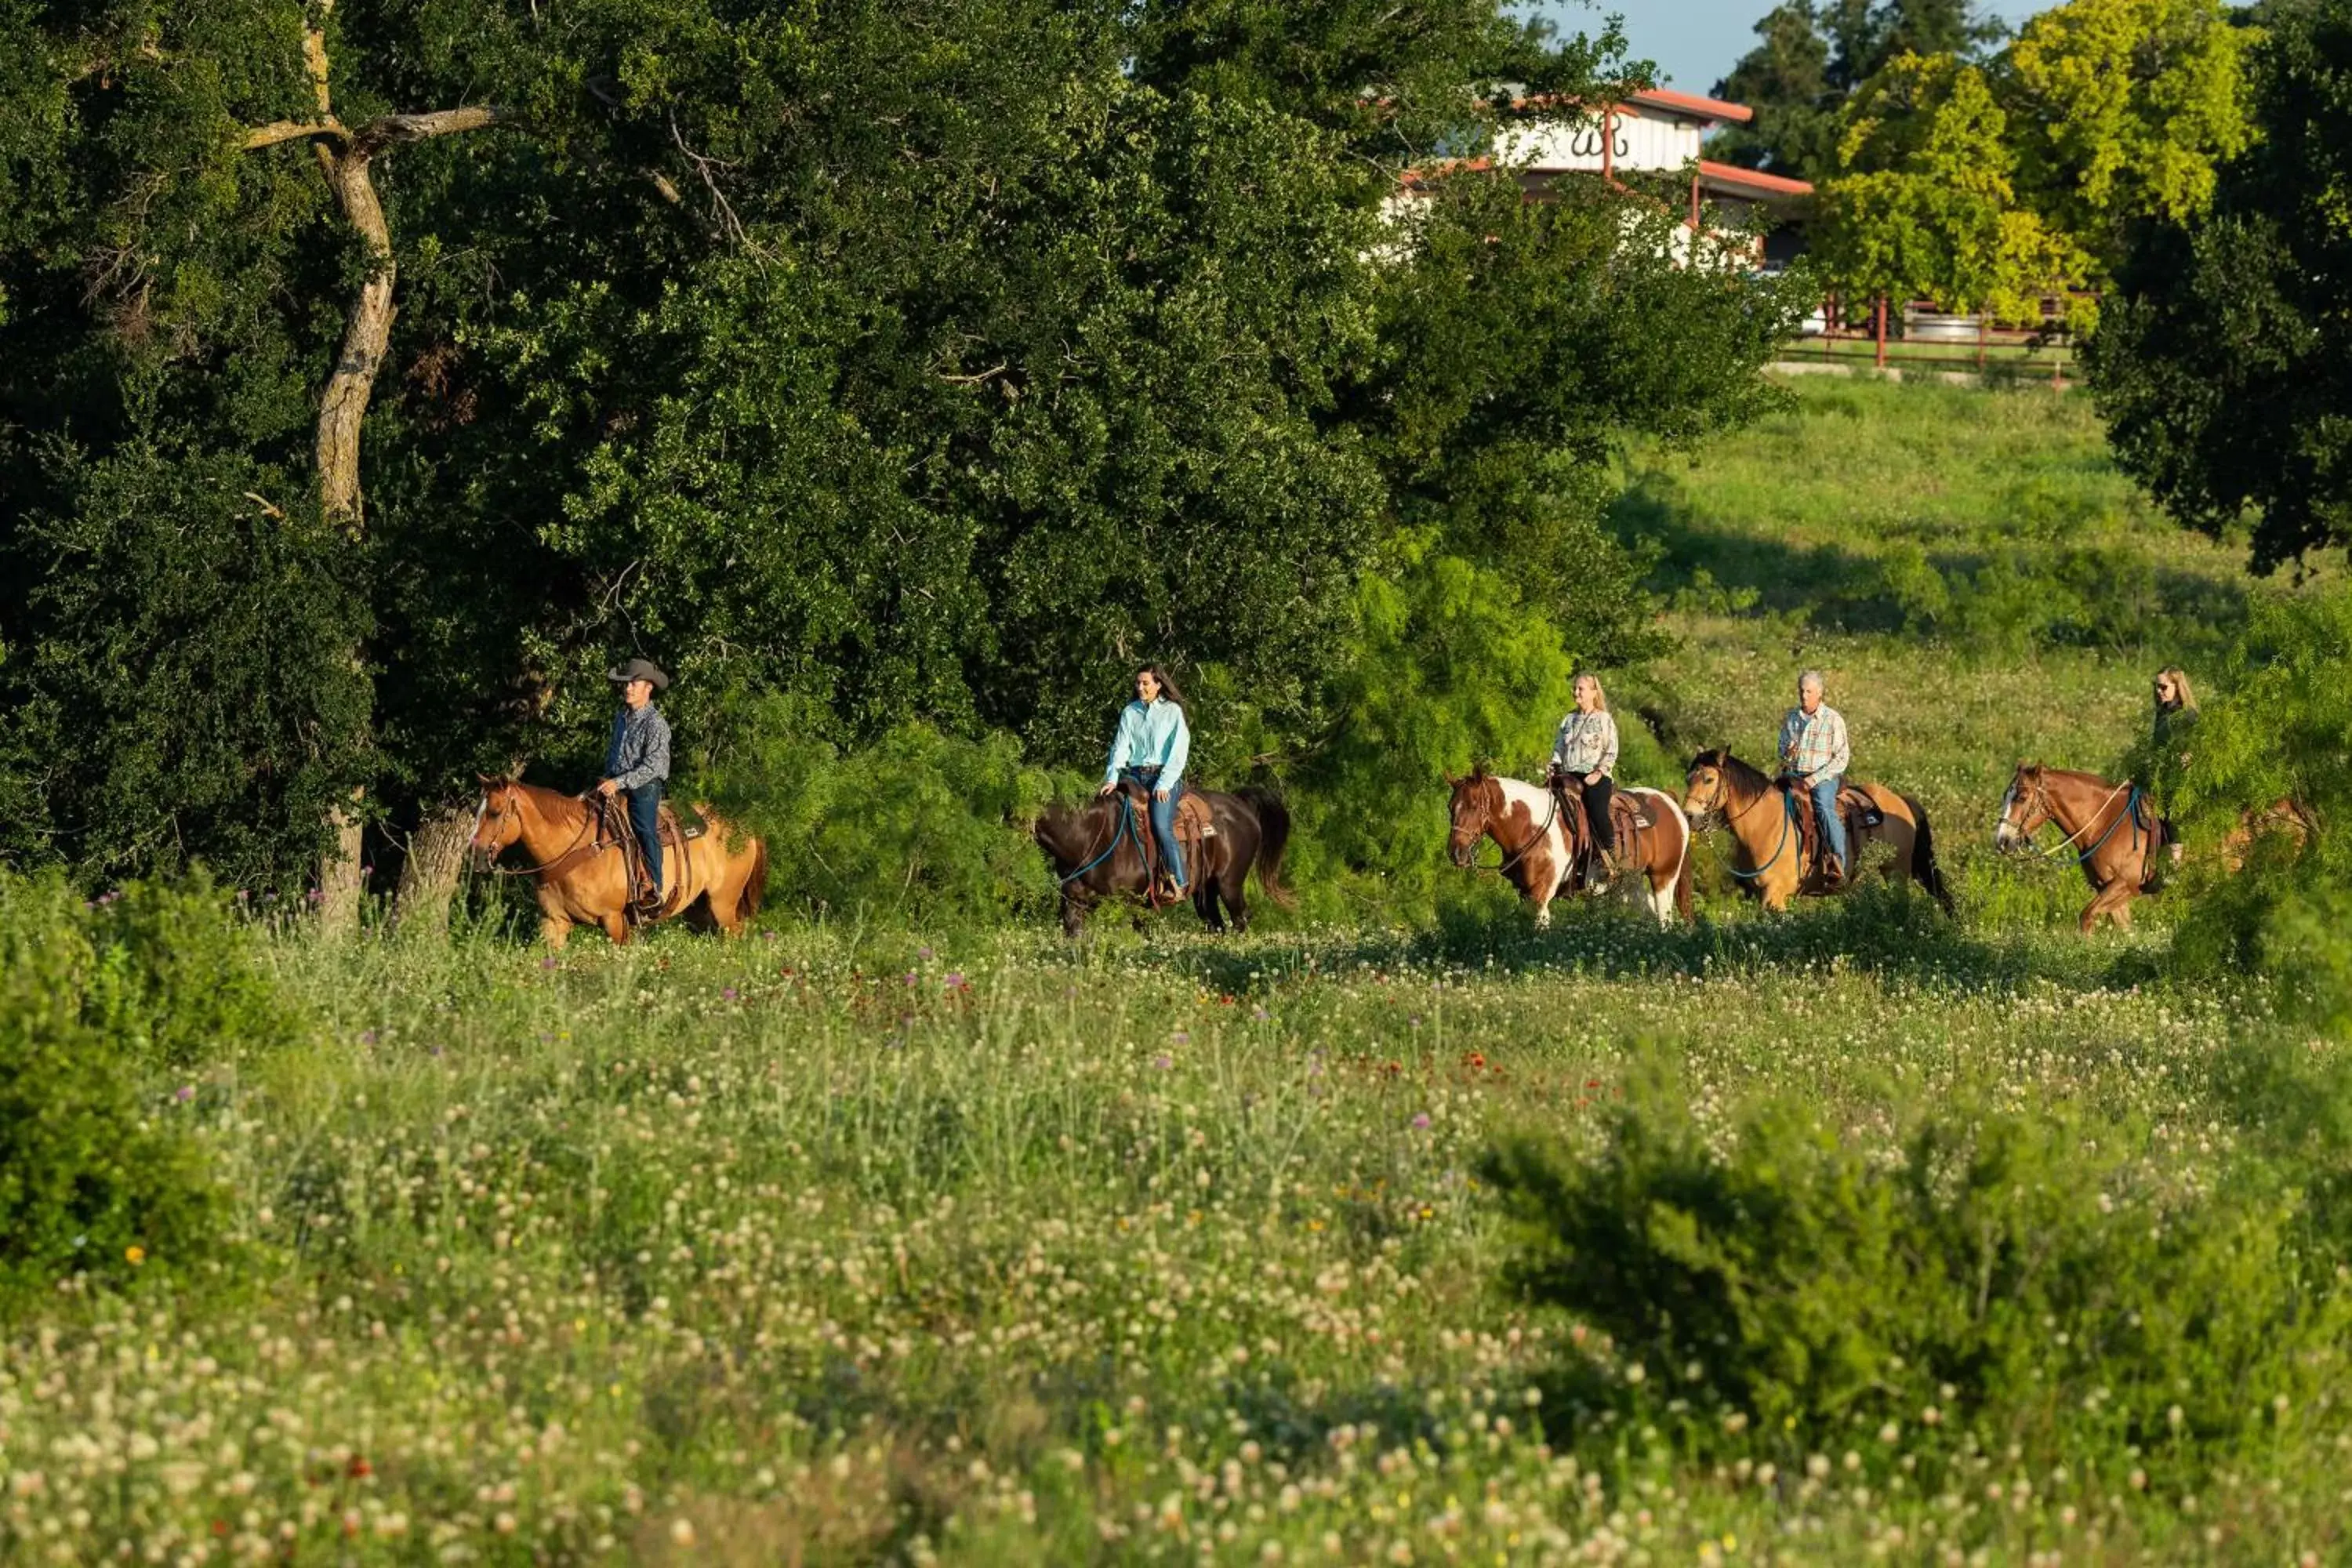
left=1626, top=88, right=1754, bottom=125
left=1696, top=160, right=1814, bottom=198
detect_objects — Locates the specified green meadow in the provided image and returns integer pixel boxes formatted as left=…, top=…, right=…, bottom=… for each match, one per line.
left=6, top=378, right=2349, bottom=1566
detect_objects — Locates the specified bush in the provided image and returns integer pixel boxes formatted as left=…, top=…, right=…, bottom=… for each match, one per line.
left=696, top=692, right=1055, bottom=927
left=2169, top=589, right=2352, bottom=1029
left=1484, top=1073, right=2351, bottom=1483
left=0, top=873, right=240, bottom=1301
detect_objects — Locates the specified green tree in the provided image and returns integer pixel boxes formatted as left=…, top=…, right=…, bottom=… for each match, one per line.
left=1813, top=54, right=2086, bottom=316
left=1714, top=0, right=2000, bottom=179
left=2002, top=0, right=2257, bottom=279
left=2, top=0, right=1794, bottom=910
left=2085, top=0, right=2352, bottom=569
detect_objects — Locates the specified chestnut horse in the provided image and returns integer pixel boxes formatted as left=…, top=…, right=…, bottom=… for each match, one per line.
left=1034, top=786, right=1295, bottom=936
left=1992, top=764, right=2165, bottom=934
left=469, top=778, right=767, bottom=949
left=1682, top=750, right=1951, bottom=913
left=1445, top=768, right=1692, bottom=928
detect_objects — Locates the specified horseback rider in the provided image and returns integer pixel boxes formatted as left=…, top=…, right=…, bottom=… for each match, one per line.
left=1548, top=673, right=1621, bottom=892
left=595, top=658, right=671, bottom=912
left=2138, top=665, right=2197, bottom=866
left=1779, top=669, right=1850, bottom=885
left=1098, top=665, right=1192, bottom=901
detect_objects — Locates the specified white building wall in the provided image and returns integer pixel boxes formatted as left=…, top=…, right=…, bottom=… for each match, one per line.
left=1496, top=108, right=1703, bottom=176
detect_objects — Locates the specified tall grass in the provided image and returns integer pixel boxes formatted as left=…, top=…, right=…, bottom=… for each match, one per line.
left=7, top=379, right=2346, bottom=1565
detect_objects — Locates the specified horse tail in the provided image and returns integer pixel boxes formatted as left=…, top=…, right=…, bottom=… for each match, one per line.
left=738, top=837, right=768, bottom=923
left=1907, top=795, right=1953, bottom=913
left=1236, top=788, right=1298, bottom=911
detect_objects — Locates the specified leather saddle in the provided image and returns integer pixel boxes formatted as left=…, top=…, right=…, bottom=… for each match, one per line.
left=1782, top=782, right=1883, bottom=881
left=595, top=795, right=704, bottom=920
left=1119, top=782, right=1214, bottom=901
left=1554, top=784, right=1653, bottom=887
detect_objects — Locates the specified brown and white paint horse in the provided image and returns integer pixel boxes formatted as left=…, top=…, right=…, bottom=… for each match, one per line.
left=1683, top=750, right=1952, bottom=914
left=1446, top=768, right=1692, bottom=928
left=469, top=777, right=768, bottom=949
left=1992, top=764, right=2163, bottom=934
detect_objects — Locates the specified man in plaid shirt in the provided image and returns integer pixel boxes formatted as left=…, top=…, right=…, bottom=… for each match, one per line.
left=1780, top=670, right=1851, bottom=882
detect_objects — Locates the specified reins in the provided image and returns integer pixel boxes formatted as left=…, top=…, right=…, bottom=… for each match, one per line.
left=1055, top=800, right=1131, bottom=885
left=1716, top=778, right=1796, bottom=880
left=2011, top=777, right=2141, bottom=866
left=1460, top=785, right=1559, bottom=879
left=479, top=792, right=609, bottom=879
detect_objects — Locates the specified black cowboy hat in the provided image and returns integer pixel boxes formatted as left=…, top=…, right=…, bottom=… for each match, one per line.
left=608, top=657, right=670, bottom=691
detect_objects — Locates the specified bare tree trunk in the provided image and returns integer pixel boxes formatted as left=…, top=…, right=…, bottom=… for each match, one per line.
left=242, top=4, right=508, bottom=937
left=394, top=804, right=476, bottom=935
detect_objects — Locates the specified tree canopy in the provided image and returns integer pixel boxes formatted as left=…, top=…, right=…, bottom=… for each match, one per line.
left=0, top=0, right=1795, bottom=905
left=2088, top=0, right=2352, bottom=572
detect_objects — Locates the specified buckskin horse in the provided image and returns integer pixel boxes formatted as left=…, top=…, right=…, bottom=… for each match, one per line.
left=1446, top=768, right=1692, bottom=928
left=469, top=778, right=768, bottom=949
left=1682, top=750, right=1951, bottom=913
left=1992, top=763, right=2170, bottom=934
left=1034, top=786, right=1295, bottom=936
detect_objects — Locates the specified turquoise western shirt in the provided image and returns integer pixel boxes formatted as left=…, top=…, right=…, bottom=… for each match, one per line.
left=1104, top=698, right=1190, bottom=787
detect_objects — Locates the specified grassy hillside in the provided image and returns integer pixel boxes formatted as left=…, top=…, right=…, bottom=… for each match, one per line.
left=7, top=379, right=2348, bottom=1566
left=1602, top=377, right=2281, bottom=927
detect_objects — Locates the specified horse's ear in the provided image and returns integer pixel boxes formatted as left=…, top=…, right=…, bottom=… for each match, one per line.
left=477, top=772, right=500, bottom=785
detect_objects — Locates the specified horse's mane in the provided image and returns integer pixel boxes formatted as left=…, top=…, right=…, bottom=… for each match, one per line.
left=1693, top=748, right=1774, bottom=801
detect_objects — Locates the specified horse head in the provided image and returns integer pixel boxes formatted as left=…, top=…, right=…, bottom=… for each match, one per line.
left=1446, top=772, right=1500, bottom=869
left=1681, top=749, right=1734, bottom=826
left=1994, top=761, right=2045, bottom=853
left=470, top=775, right=525, bottom=867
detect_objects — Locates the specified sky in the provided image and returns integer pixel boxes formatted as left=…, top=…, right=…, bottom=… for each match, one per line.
left=1536, top=1, right=2059, bottom=96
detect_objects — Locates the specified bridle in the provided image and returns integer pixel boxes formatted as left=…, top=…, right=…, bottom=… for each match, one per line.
left=473, top=787, right=607, bottom=878
left=1687, top=761, right=1797, bottom=880
left=1453, top=779, right=1557, bottom=878
left=1999, top=769, right=2139, bottom=865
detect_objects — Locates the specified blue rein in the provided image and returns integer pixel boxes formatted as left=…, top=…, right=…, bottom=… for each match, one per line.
left=1058, top=797, right=1133, bottom=884
left=1726, top=789, right=1798, bottom=880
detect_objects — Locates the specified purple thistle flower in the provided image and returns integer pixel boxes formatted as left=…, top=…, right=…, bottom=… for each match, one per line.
left=722, top=986, right=740, bottom=1001
left=1152, top=1054, right=1173, bottom=1070
left=944, top=972, right=965, bottom=989
left=540, top=956, right=558, bottom=971
left=1410, top=1113, right=1432, bottom=1130
left=175, top=1085, right=196, bottom=1104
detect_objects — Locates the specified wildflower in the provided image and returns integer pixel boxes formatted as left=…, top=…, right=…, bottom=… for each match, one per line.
left=1153, top=1054, right=1173, bottom=1070
left=541, top=957, right=558, bottom=971
left=668, top=1519, right=696, bottom=1548
left=945, top=972, right=966, bottom=989
left=124, top=1245, right=146, bottom=1266
left=175, top=1085, right=195, bottom=1103
left=721, top=986, right=739, bottom=1001
left=1410, top=1114, right=1432, bottom=1130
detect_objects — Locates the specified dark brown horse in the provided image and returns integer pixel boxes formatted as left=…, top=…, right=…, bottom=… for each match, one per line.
left=470, top=778, right=768, bottom=949
left=1992, top=764, right=2161, bottom=933
left=1034, top=787, right=1294, bottom=935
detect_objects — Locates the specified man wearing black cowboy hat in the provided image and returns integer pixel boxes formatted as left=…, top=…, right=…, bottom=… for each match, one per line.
left=596, top=658, right=672, bottom=911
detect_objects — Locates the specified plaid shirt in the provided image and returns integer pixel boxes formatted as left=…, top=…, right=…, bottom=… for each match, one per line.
left=1779, top=702, right=1849, bottom=783
left=1550, top=710, right=1618, bottom=777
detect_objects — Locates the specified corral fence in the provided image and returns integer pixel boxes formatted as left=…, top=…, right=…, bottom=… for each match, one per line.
left=1777, top=292, right=2100, bottom=389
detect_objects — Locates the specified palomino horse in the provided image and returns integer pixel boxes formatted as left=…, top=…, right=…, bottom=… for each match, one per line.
left=1034, top=787, right=1295, bottom=936
left=1446, top=768, right=1692, bottom=928
left=1682, top=750, right=1951, bottom=913
left=469, top=778, right=768, bottom=949
left=1992, top=764, right=2165, bottom=933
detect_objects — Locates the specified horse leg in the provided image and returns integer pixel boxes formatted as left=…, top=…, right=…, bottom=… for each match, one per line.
left=601, top=910, right=632, bottom=945
left=539, top=914, right=573, bottom=951
left=1647, top=865, right=1675, bottom=928
left=1060, top=894, right=1087, bottom=938
left=1224, top=864, right=1249, bottom=934
left=1193, top=874, right=1225, bottom=934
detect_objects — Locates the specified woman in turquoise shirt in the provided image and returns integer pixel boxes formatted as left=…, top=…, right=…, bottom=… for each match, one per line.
left=1098, top=665, right=1193, bottom=897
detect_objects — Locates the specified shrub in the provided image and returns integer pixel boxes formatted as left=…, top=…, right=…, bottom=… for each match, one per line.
left=81, top=873, right=300, bottom=1069
left=696, top=692, right=1055, bottom=927
left=1485, top=1073, right=2351, bottom=1483
left=0, top=873, right=238, bottom=1301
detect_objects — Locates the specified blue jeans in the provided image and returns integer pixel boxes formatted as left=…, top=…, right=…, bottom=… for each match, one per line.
left=1121, top=767, right=1185, bottom=889
left=1809, top=776, right=1847, bottom=870
left=623, top=781, right=663, bottom=895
